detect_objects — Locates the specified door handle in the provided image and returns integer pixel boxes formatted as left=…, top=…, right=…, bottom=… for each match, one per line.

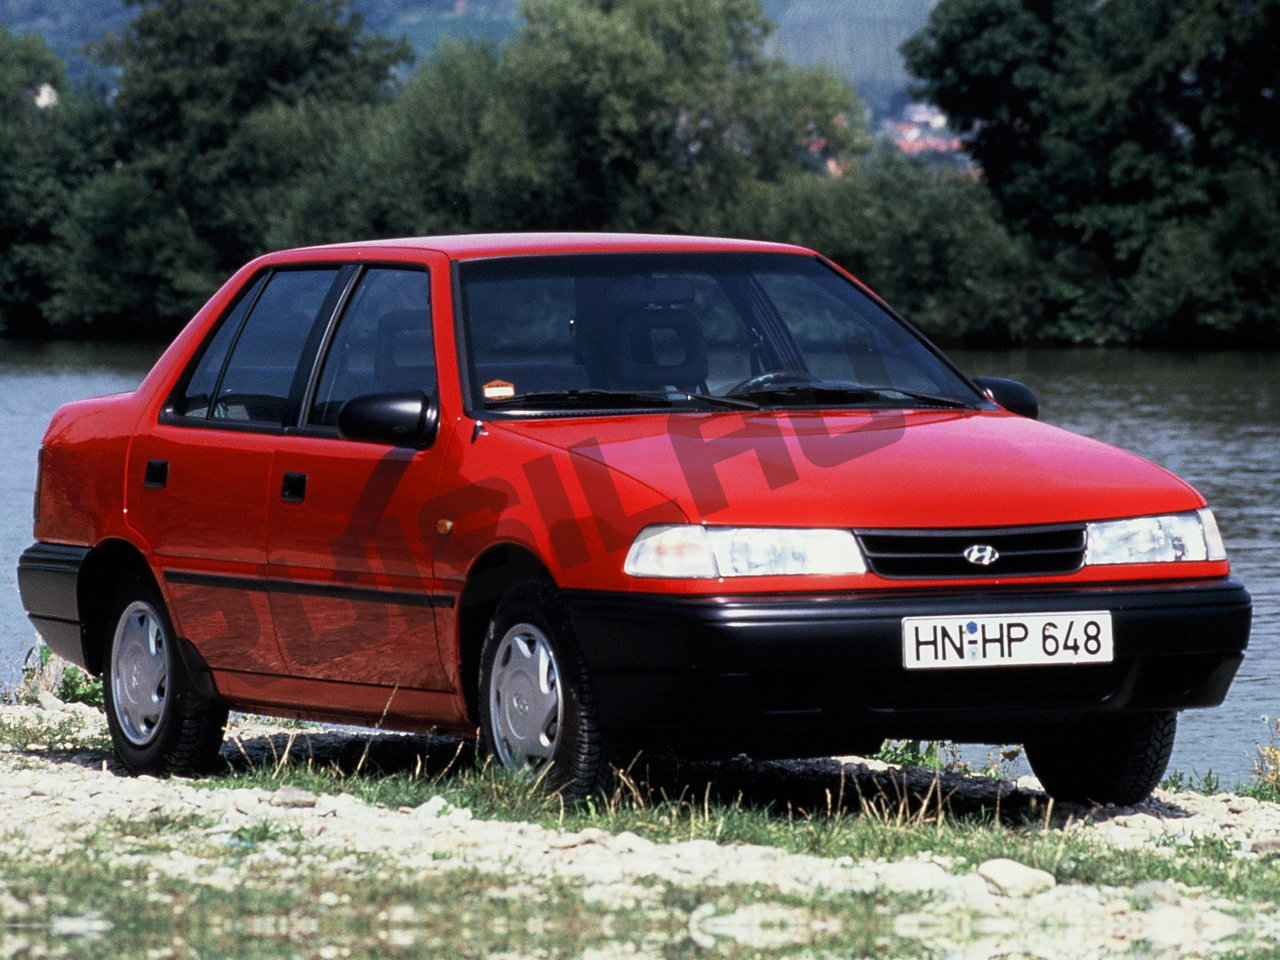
left=144, top=460, right=169, bottom=488
left=280, top=472, right=307, bottom=503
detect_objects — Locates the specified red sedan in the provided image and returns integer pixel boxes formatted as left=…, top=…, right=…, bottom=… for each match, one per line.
left=18, top=233, right=1251, bottom=804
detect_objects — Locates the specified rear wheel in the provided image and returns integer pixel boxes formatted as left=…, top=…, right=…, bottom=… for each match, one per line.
left=102, top=577, right=228, bottom=776
left=478, top=580, right=608, bottom=798
left=1025, top=711, right=1177, bottom=806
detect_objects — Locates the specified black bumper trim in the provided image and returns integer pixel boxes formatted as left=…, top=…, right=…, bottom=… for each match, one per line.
left=562, top=579, right=1251, bottom=752
left=17, top=542, right=91, bottom=669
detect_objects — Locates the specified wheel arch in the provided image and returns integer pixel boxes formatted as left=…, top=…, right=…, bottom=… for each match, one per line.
left=456, top=543, right=550, bottom=725
left=77, top=539, right=157, bottom=676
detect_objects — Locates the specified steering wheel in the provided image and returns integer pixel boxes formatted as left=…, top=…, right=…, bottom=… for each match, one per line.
left=723, top=369, right=821, bottom=396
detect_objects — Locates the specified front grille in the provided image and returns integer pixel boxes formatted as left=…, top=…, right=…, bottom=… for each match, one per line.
left=857, top=524, right=1086, bottom=579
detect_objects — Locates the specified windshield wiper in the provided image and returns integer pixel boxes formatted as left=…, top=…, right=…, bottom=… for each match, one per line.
left=728, top=383, right=976, bottom=409
left=669, top=390, right=760, bottom=410
left=857, top=386, right=978, bottom=409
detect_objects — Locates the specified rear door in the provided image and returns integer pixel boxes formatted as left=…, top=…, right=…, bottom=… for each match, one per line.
left=127, top=266, right=346, bottom=682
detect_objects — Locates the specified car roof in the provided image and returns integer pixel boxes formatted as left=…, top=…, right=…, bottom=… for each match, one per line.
left=278, top=232, right=814, bottom=261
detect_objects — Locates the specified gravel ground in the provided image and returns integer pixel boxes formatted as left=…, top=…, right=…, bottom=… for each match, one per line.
left=4, top=696, right=1280, bottom=957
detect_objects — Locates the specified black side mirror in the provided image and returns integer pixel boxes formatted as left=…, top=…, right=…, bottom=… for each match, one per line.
left=337, top=392, right=440, bottom=448
left=972, top=376, right=1039, bottom=420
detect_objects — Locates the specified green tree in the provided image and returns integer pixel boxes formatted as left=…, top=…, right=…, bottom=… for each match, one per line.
left=0, top=29, right=107, bottom=335
left=464, top=0, right=867, bottom=232
left=729, top=147, right=1040, bottom=345
left=266, top=0, right=868, bottom=246
left=260, top=37, right=499, bottom=247
left=51, top=0, right=411, bottom=336
left=903, top=0, right=1280, bottom=345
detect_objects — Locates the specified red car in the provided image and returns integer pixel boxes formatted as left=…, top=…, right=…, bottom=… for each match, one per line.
left=18, top=234, right=1250, bottom=804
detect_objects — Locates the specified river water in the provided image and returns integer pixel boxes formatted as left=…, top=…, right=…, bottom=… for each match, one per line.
left=1, top=341, right=1275, bottom=782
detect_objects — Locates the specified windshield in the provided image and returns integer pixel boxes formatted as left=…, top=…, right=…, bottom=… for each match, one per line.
left=456, top=252, right=981, bottom=414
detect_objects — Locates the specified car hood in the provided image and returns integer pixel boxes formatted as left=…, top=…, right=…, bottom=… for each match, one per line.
left=487, top=409, right=1204, bottom=529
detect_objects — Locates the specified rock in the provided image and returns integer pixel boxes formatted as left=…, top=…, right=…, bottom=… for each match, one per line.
left=879, top=861, right=953, bottom=893
left=1131, top=880, right=1183, bottom=905
left=269, top=785, right=318, bottom=809
left=412, top=795, right=459, bottom=820
left=64, top=702, right=103, bottom=723
left=35, top=691, right=65, bottom=712
left=549, top=827, right=610, bottom=850
left=978, top=858, right=1056, bottom=897
left=1250, top=838, right=1280, bottom=857
left=607, top=830, right=654, bottom=854
left=693, top=903, right=813, bottom=950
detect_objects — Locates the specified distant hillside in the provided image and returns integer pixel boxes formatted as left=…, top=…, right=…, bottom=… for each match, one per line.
left=0, top=0, right=129, bottom=75
left=774, top=0, right=937, bottom=117
left=1, top=0, right=933, bottom=115
left=356, top=0, right=517, bottom=53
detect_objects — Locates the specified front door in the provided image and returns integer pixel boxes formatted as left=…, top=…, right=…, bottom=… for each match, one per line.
left=266, top=265, right=453, bottom=695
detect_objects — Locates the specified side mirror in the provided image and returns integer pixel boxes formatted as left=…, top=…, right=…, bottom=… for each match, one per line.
left=972, top=376, right=1039, bottom=420
left=337, top=392, right=440, bottom=448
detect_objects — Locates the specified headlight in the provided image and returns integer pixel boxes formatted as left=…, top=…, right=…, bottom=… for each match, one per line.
left=624, top=524, right=867, bottom=578
left=1085, top=508, right=1227, bottom=565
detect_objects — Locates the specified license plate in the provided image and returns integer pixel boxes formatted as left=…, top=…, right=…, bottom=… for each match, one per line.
left=902, top=611, right=1113, bottom=670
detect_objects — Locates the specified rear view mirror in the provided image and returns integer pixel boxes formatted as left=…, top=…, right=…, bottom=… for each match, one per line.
left=337, top=392, right=440, bottom=448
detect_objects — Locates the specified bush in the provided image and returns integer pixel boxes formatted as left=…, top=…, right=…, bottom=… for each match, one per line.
left=728, top=151, right=1043, bottom=346
left=20, top=642, right=104, bottom=708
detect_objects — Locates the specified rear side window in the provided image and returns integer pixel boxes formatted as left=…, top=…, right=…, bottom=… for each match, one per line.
left=171, top=268, right=341, bottom=425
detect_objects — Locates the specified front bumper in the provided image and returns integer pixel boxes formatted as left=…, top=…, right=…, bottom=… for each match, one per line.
left=564, top=578, right=1251, bottom=756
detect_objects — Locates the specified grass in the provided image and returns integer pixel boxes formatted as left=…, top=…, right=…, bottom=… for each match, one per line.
left=0, top=708, right=111, bottom=754
left=6, top=648, right=1280, bottom=955
left=5, top=700, right=1280, bottom=952
left=0, top=773, right=901, bottom=960
left=1160, top=768, right=1224, bottom=794
left=1243, top=716, right=1280, bottom=804
left=11, top=641, right=105, bottom=709
left=190, top=726, right=1280, bottom=904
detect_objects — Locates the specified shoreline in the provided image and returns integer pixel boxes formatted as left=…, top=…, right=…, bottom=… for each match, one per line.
left=4, top=698, right=1280, bottom=957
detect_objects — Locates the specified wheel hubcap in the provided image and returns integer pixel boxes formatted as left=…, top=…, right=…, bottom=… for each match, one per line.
left=489, top=623, right=564, bottom=770
left=110, top=601, right=170, bottom=747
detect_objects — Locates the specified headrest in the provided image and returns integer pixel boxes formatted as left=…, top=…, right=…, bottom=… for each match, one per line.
left=608, top=307, right=708, bottom=389
left=375, top=309, right=433, bottom=389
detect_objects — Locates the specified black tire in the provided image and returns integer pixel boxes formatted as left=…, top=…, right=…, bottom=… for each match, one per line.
left=1024, top=711, right=1177, bottom=806
left=102, top=576, right=228, bottom=776
left=478, top=579, right=608, bottom=798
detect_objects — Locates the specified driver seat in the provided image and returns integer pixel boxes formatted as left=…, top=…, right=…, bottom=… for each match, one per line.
left=605, top=307, right=709, bottom=392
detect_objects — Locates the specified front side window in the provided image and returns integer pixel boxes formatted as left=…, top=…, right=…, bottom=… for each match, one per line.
left=457, top=252, right=980, bottom=414
left=309, top=267, right=434, bottom=427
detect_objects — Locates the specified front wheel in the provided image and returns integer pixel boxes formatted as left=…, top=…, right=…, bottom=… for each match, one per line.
left=478, top=580, right=608, bottom=797
left=102, top=577, right=228, bottom=776
left=1024, top=711, right=1177, bottom=806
